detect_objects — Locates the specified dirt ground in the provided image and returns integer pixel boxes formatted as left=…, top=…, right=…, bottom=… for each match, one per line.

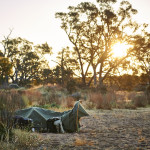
left=37, top=108, right=150, bottom=150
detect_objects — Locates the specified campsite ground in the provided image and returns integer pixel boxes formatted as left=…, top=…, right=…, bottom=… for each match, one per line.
left=37, top=108, right=150, bottom=150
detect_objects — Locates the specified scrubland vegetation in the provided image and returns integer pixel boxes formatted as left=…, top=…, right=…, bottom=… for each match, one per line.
left=0, top=83, right=149, bottom=149
left=0, top=0, right=150, bottom=149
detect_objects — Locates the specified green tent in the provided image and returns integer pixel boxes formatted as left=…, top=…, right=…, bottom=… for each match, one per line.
left=15, top=101, right=89, bottom=132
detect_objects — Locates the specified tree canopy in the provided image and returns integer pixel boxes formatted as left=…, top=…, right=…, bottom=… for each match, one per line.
left=55, top=0, right=141, bottom=87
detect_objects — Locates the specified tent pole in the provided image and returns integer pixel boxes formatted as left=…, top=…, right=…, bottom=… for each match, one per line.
left=76, top=102, right=80, bottom=132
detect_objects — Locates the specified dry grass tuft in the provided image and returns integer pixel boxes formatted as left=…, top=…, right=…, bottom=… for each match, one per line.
left=74, top=137, right=87, bottom=146
left=74, top=137, right=94, bottom=146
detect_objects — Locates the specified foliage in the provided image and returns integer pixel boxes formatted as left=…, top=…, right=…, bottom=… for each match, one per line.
left=0, top=32, right=52, bottom=86
left=12, top=129, right=42, bottom=148
left=0, top=122, right=6, bottom=141
left=0, top=90, right=28, bottom=127
left=56, top=0, right=139, bottom=87
left=0, top=129, right=43, bottom=150
left=132, top=95, right=148, bottom=107
left=0, top=57, right=12, bottom=84
left=66, top=79, right=76, bottom=94
left=86, top=92, right=116, bottom=109
left=131, top=27, right=150, bottom=83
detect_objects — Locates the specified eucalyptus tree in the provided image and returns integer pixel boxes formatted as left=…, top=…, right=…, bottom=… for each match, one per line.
left=131, top=25, right=150, bottom=84
left=55, top=47, right=76, bottom=85
left=56, top=0, right=139, bottom=87
left=0, top=32, right=22, bottom=84
left=34, top=42, right=53, bottom=84
left=1, top=32, right=53, bottom=85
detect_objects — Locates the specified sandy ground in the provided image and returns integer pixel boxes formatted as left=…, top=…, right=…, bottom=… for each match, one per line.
left=37, top=108, right=150, bottom=150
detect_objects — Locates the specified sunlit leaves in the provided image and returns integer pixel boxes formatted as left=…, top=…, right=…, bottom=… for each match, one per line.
left=56, top=0, right=142, bottom=86
left=0, top=57, right=12, bottom=78
left=35, top=42, right=52, bottom=54
left=97, top=0, right=117, bottom=3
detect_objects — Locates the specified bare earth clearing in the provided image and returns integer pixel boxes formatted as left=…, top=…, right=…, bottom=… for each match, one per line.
left=37, top=108, right=150, bottom=150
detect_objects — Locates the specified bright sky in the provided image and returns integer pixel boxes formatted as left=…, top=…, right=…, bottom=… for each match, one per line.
left=0, top=0, right=150, bottom=57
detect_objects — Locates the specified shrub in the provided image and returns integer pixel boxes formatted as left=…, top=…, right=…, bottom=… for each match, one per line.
left=0, top=141, right=14, bottom=150
left=0, top=122, right=6, bottom=141
left=61, top=96, right=75, bottom=108
left=0, top=122, right=13, bottom=142
left=25, top=89, right=44, bottom=106
left=66, top=79, right=76, bottom=94
left=132, top=95, right=148, bottom=107
left=13, top=129, right=42, bottom=148
left=0, top=90, right=28, bottom=128
left=87, top=92, right=116, bottom=109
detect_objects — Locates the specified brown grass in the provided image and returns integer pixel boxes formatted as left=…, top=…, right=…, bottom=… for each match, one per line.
left=61, top=96, right=75, bottom=108
left=87, top=92, right=116, bottom=109
left=0, top=129, right=44, bottom=150
left=74, top=137, right=94, bottom=146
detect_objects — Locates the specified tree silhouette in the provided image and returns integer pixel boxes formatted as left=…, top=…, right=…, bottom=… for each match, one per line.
left=0, top=31, right=53, bottom=86
left=131, top=25, right=150, bottom=85
left=56, top=0, right=138, bottom=87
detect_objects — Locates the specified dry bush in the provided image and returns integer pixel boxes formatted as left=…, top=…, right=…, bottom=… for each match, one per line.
left=127, top=91, right=137, bottom=100
left=13, top=129, right=42, bottom=148
left=0, top=90, right=28, bottom=127
left=89, top=92, right=104, bottom=109
left=115, top=91, right=128, bottom=101
left=132, top=95, right=148, bottom=107
left=24, top=89, right=44, bottom=106
left=36, top=84, right=67, bottom=106
left=61, top=96, right=75, bottom=108
left=85, top=101, right=96, bottom=109
left=127, top=91, right=148, bottom=107
left=0, top=129, right=44, bottom=150
left=87, top=92, right=116, bottom=109
left=102, top=93, right=116, bottom=109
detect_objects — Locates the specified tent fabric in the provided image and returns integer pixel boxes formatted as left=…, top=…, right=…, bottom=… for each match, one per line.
left=15, top=101, right=89, bottom=132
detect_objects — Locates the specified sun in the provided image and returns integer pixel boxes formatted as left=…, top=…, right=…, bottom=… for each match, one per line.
left=111, top=42, right=131, bottom=58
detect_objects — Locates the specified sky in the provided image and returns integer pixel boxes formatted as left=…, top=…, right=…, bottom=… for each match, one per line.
left=0, top=0, right=150, bottom=60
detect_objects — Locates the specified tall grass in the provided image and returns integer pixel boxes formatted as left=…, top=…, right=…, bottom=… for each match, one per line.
left=0, top=129, right=43, bottom=150
left=0, top=90, right=28, bottom=127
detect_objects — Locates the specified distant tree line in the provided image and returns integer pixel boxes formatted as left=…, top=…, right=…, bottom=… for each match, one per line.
left=0, top=0, right=150, bottom=90
left=0, top=31, right=74, bottom=87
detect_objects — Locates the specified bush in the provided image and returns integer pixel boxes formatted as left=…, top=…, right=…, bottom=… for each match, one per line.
left=0, top=122, right=13, bottom=142
left=87, top=92, right=116, bottom=109
left=0, top=122, right=6, bottom=141
left=0, top=90, right=28, bottom=128
left=132, top=95, right=148, bottom=107
left=13, top=129, right=42, bottom=148
left=66, top=79, right=76, bottom=94
left=61, top=97, right=75, bottom=108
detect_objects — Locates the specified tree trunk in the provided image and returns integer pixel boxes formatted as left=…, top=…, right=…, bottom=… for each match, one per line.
left=93, top=65, right=97, bottom=86
left=99, top=62, right=103, bottom=87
